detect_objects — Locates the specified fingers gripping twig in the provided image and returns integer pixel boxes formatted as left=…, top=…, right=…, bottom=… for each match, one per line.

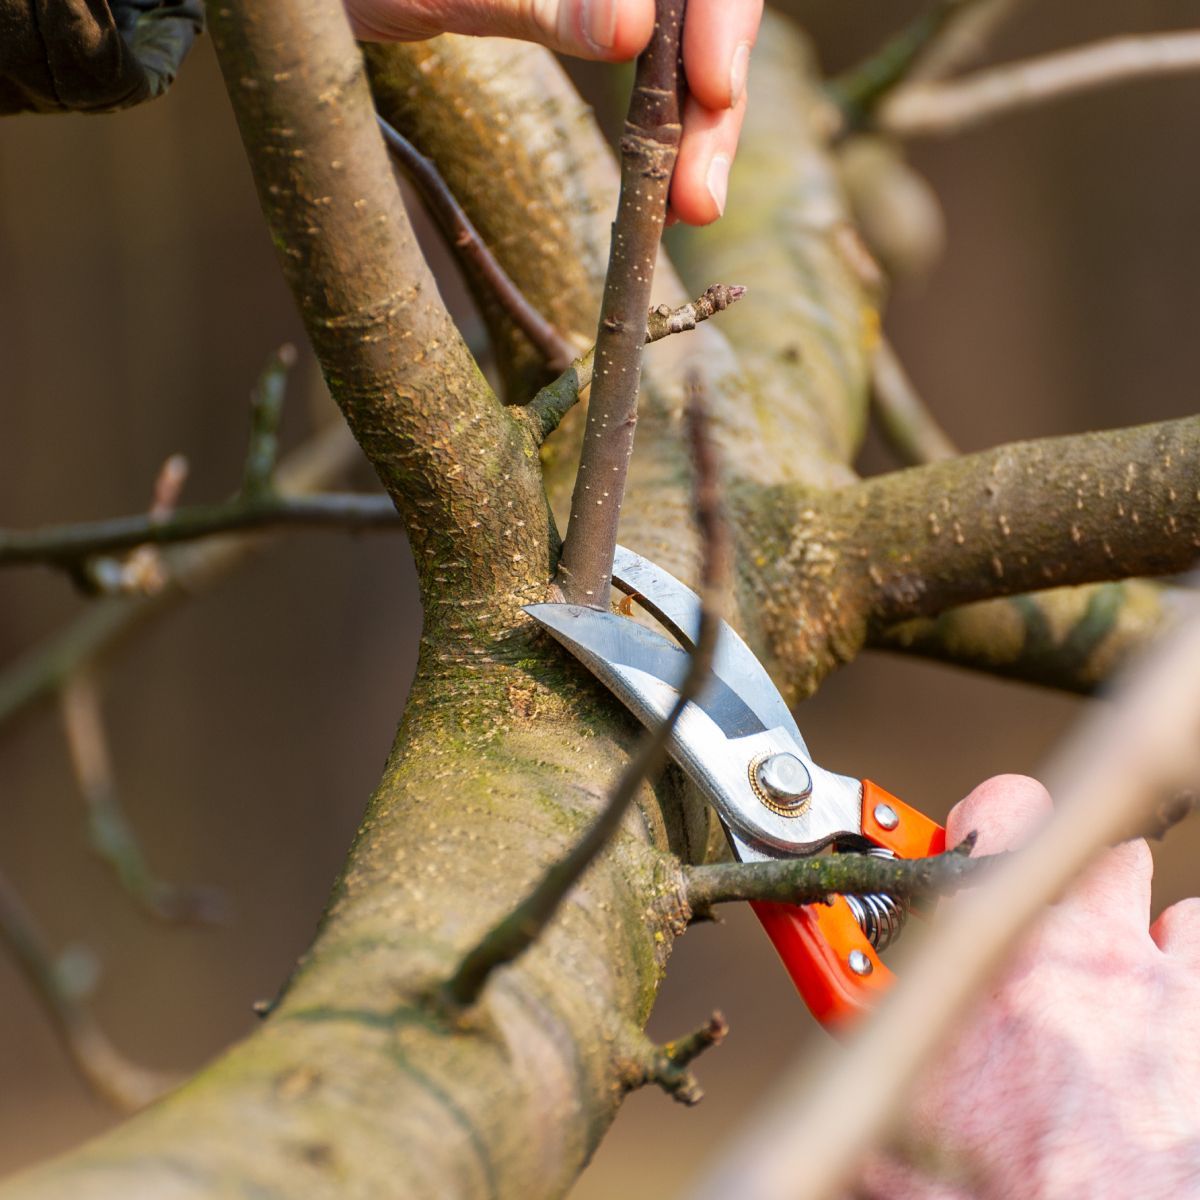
left=882, top=32, right=1200, bottom=139
left=375, top=112, right=575, bottom=370
left=521, top=284, right=746, bottom=446
left=443, top=377, right=730, bottom=1011
left=555, top=0, right=687, bottom=606
left=0, top=867, right=177, bottom=1111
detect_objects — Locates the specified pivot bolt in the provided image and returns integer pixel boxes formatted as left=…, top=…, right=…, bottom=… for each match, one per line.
left=753, top=753, right=812, bottom=812
left=873, top=803, right=899, bottom=831
left=848, top=949, right=873, bottom=977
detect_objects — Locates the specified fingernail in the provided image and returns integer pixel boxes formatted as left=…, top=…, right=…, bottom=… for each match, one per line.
left=706, top=154, right=731, bottom=217
left=581, top=0, right=618, bottom=52
left=730, top=41, right=751, bottom=104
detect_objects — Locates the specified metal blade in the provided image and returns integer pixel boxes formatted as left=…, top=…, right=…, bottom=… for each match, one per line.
left=611, top=545, right=807, bottom=753
left=524, top=603, right=766, bottom=739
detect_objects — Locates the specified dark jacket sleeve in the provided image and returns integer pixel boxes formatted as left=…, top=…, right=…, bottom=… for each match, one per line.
left=0, top=0, right=203, bottom=114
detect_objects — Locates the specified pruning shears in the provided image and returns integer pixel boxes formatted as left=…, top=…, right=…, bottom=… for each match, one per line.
left=525, top=546, right=945, bottom=1028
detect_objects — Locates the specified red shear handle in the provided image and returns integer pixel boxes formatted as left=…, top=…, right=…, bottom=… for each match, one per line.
left=751, top=781, right=945, bottom=1029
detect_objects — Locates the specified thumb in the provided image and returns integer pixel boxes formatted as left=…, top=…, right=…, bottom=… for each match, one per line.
left=946, top=773, right=1052, bottom=857
left=347, top=0, right=655, bottom=61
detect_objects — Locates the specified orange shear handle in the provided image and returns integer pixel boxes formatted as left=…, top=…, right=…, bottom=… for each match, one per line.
left=751, top=782, right=945, bottom=1030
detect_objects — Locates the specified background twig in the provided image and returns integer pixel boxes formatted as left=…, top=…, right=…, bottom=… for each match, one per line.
left=870, top=338, right=958, bottom=465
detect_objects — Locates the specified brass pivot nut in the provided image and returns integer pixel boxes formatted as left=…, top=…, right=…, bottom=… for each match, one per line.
left=749, top=752, right=813, bottom=818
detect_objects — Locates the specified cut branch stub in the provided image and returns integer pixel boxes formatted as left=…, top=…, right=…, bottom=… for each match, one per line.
left=555, top=0, right=687, bottom=606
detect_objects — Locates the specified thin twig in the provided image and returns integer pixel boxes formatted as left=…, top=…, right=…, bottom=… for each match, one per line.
left=906, top=0, right=1028, bottom=84
left=443, top=376, right=730, bottom=1010
left=554, top=0, right=687, bottom=606
left=0, top=418, right=366, bottom=728
left=827, top=0, right=967, bottom=130
left=242, top=344, right=296, bottom=498
left=0, top=492, right=399, bottom=570
left=375, top=112, right=575, bottom=371
left=871, top=338, right=957, bottom=465
left=621, top=1011, right=729, bottom=1106
left=687, top=603, right=1200, bottom=1200
left=60, top=673, right=226, bottom=924
left=520, top=284, right=745, bottom=446
left=0, top=866, right=177, bottom=1111
left=882, top=31, right=1200, bottom=138
left=684, top=837, right=983, bottom=913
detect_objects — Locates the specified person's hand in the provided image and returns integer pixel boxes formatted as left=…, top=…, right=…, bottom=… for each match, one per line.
left=860, top=774, right=1200, bottom=1198
left=345, top=0, right=762, bottom=225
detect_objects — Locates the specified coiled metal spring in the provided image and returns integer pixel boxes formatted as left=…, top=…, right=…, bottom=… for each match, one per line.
left=843, top=848, right=908, bottom=952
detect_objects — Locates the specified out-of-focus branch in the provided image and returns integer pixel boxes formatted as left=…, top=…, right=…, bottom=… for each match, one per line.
left=687, top=585, right=1200, bottom=1200
left=241, top=345, right=294, bottom=498
left=443, top=380, right=729, bottom=1010
left=684, top=837, right=982, bottom=913
left=520, top=284, right=745, bottom=446
left=0, top=867, right=176, bottom=1112
left=882, top=31, right=1200, bottom=138
left=59, top=674, right=226, bottom=924
left=0, top=492, right=399, bottom=571
left=0, top=418, right=367, bottom=729
left=907, top=0, right=1029, bottom=83
left=872, top=580, right=1182, bottom=695
left=555, top=0, right=687, bottom=606
left=870, top=338, right=957, bottom=465
left=375, top=113, right=575, bottom=371
left=828, top=0, right=967, bottom=130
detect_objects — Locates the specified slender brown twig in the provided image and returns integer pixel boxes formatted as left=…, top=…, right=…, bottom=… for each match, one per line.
left=375, top=112, right=575, bottom=370
left=684, top=835, right=983, bottom=912
left=443, top=375, right=730, bottom=1010
left=0, top=492, right=399, bottom=571
left=620, top=1011, right=729, bottom=1106
left=521, top=284, right=745, bottom=446
left=554, top=0, right=687, bottom=606
left=871, top=338, right=957, bottom=465
left=60, top=673, right=226, bottom=924
left=0, top=866, right=177, bottom=1111
left=882, top=31, right=1200, bottom=138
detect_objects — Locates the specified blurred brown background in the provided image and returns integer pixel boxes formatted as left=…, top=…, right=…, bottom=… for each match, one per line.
left=1, top=1, right=1198, bottom=1194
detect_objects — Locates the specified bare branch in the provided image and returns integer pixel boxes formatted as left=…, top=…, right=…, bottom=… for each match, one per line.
left=0, top=418, right=366, bottom=729
left=882, top=31, right=1200, bottom=138
left=684, top=837, right=984, bottom=913
left=241, top=344, right=295, bottom=498
left=0, top=492, right=399, bottom=572
left=619, top=1012, right=728, bottom=1106
left=870, top=338, right=957, bottom=465
left=375, top=113, right=575, bottom=371
left=828, top=1, right=968, bottom=130
left=688, top=601, right=1200, bottom=1200
left=520, top=284, right=746, bottom=446
left=554, top=0, right=687, bottom=606
left=906, top=0, right=1029, bottom=83
left=871, top=580, right=1183, bottom=694
left=0, top=866, right=177, bottom=1111
left=60, top=674, right=226, bottom=924
left=443, top=378, right=730, bottom=1010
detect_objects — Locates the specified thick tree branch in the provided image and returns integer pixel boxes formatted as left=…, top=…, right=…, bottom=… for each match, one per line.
left=375, top=112, right=575, bottom=371
left=684, top=837, right=983, bottom=912
left=850, top=416, right=1200, bottom=627
left=444, top=383, right=728, bottom=1008
left=872, top=580, right=1182, bottom=694
left=882, top=31, right=1200, bottom=138
left=0, top=492, right=399, bottom=570
left=555, top=0, right=687, bottom=605
left=208, top=0, right=552, bottom=607
left=519, top=284, right=745, bottom=446
left=0, top=867, right=176, bottom=1112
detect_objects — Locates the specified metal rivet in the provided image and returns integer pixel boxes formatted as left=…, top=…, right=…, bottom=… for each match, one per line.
left=873, top=803, right=899, bottom=831
left=848, top=949, right=873, bottom=976
left=753, top=753, right=812, bottom=812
